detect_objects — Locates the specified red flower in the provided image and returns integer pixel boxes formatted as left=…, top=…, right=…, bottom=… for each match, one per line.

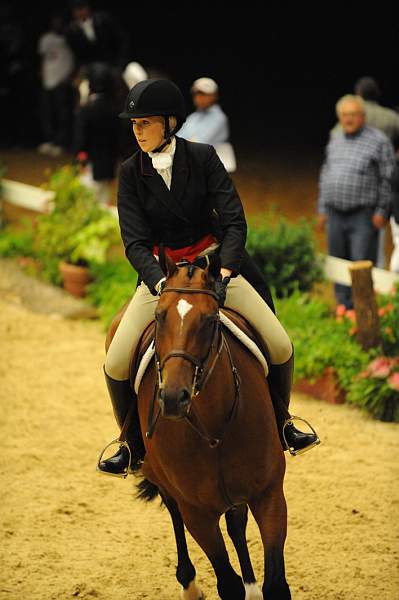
left=387, top=372, right=399, bottom=391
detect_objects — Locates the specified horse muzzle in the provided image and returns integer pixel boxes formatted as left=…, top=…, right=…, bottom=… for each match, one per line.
left=158, top=387, right=191, bottom=419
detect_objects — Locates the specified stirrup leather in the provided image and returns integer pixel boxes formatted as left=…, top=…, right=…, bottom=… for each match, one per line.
left=96, top=439, right=132, bottom=479
left=282, top=415, right=321, bottom=456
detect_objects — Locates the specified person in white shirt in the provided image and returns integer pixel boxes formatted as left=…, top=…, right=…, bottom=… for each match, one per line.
left=178, top=77, right=236, bottom=172
left=37, top=14, right=75, bottom=157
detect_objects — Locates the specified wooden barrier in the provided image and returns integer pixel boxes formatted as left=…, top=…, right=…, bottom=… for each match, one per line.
left=322, top=254, right=399, bottom=294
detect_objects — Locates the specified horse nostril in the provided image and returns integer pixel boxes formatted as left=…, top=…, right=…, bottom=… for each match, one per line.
left=178, top=388, right=191, bottom=406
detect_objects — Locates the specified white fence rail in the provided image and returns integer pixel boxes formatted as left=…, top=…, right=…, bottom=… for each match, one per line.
left=321, top=254, right=399, bottom=294
left=1, top=178, right=118, bottom=219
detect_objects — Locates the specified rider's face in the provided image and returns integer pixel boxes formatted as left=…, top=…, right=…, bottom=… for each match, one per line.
left=131, top=116, right=165, bottom=152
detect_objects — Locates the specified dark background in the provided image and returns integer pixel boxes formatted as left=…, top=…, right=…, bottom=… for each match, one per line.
left=1, top=0, right=398, bottom=155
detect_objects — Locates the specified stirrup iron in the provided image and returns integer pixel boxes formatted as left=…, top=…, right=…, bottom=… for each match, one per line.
left=96, top=438, right=132, bottom=479
left=282, top=415, right=321, bottom=456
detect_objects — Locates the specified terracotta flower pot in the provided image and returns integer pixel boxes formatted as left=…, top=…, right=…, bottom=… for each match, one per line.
left=59, top=261, right=92, bottom=298
left=293, top=366, right=346, bottom=405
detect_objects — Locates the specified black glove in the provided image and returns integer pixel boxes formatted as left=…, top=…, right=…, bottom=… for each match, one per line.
left=214, top=275, right=230, bottom=307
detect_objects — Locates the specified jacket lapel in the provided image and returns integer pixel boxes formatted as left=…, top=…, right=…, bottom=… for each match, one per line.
left=140, top=145, right=189, bottom=223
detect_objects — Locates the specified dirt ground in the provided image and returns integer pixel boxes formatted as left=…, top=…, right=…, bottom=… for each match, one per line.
left=1, top=262, right=399, bottom=600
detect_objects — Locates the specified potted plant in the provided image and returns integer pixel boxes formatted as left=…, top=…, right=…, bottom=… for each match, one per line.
left=33, top=165, right=121, bottom=297
left=58, top=213, right=121, bottom=297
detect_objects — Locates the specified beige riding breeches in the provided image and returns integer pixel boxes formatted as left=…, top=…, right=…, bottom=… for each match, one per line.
left=105, top=275, right=292, bottom=381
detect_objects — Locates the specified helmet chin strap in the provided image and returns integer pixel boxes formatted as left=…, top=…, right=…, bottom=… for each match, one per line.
left=152, top=116, right=173, bottom=153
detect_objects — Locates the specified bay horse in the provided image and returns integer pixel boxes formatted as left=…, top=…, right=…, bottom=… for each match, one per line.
left=109, top=253, right=291, bottom=599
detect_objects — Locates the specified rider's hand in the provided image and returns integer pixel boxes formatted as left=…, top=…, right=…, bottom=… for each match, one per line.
left=372, top=214, right=386, bottom=230
left=214, top=275, right=230, bottom=307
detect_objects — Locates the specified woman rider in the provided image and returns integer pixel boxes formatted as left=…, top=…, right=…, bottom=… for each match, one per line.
left=98, top=79, right=320, bottom=477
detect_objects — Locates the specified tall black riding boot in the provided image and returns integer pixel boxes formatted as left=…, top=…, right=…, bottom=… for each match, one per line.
left=97, top=370, right=145, bottom=477
left=267, top=351, right=320, bottom=455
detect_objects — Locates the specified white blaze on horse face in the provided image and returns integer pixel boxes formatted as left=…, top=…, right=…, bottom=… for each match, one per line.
left=244, top=583, right=263, bottom=599
left=180, top=579, right=203, bottom=600
left=176, top=298, right=193, bottom=331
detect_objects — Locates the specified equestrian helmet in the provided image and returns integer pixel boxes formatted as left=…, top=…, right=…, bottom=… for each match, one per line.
left=119, top=78, right=186, bottom=132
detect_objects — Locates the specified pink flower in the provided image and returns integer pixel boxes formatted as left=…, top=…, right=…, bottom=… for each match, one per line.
left=367, top=357, right=393, bottom=378
left=336, top=304, right=347, bottom=317
left=345, top=309, right=356, bottom=323
left=387, top=372, right=399, bottom=391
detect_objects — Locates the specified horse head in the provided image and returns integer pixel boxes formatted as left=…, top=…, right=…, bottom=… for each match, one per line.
left=154, top=251, right=221, bottom=420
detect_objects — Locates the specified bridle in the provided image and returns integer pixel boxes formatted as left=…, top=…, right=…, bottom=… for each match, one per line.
left=146, top=286, right=241, bottom=448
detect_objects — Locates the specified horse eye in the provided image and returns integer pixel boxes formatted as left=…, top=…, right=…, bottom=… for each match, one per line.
left=155, top=310, right=166, bottom=323
left=201, top=313, right=218, bottom=326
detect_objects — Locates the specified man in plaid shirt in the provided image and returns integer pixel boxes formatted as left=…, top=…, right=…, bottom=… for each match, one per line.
left=317, top=94, right=396, bottom=309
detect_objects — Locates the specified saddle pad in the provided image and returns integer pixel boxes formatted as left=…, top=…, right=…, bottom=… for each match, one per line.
left=133, top=313, right=268, bottom=393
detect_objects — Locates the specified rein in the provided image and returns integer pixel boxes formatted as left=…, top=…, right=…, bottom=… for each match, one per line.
left=146, top=286, right=241, bottom=448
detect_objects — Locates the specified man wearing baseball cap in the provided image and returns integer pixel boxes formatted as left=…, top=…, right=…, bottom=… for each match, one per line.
left=178, top=77, right=236, bottom=171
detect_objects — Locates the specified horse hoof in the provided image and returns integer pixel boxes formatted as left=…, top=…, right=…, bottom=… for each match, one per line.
left=180, top=580, right=205, bottom=600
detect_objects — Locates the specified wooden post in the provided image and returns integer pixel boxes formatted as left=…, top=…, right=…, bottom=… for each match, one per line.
left=349, top=260, right=381, bottom=350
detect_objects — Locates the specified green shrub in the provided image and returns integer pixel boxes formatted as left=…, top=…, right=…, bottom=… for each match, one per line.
left=276, top=288, right=399, bottom=422
left=86, top=259, right=138, bottom=330
left=246, top=213, right=324, bottom=297
left=275, top=291, right=371, bottom=389
left=0, top=220, right=36, bottom=258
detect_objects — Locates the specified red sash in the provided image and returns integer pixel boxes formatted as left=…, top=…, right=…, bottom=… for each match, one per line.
left=153, top=233, right=216, bottom=263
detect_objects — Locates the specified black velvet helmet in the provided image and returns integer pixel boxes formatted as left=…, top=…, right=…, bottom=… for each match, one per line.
left=119, top=78, right=186, bottom=132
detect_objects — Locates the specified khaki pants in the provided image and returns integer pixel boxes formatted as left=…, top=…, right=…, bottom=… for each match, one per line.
left=105, top=275, right=292, bottom=381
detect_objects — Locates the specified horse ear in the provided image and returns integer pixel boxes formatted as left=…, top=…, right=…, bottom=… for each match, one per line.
left=206, top=252, right=221, bottom=281
left=159, top=243, right=167, bottom=275
left=159, top=245, right=177, bottom=277
left=166, top=254, right=177, bottom=277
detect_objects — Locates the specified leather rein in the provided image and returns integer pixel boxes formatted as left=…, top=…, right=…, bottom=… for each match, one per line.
left=146, top=286, right=241, bottom=448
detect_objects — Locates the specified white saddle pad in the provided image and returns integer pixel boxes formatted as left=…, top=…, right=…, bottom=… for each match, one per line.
left=134, top=312, right=268, bottom=393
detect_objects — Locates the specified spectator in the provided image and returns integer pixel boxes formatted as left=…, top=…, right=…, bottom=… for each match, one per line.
left=73, top=62, right=119, bottom=206
left=37, top=13, right=75, bottom=157
left=389, top=149, right=399, bottom=272
left=330, top=76, right=399, bottom=268
left=317, top=94, right=396, bottom=309
left=66, top=0, right=129, bottom=74
left=178, top=77, right=236, bottom=172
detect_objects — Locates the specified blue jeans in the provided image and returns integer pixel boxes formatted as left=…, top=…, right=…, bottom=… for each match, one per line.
left=327, top=207, right=378, bottom=308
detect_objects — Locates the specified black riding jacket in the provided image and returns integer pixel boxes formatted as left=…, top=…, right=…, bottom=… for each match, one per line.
left=117, top=137, right=247, bottom=292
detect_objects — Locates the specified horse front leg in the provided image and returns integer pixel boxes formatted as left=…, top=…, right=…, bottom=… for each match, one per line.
left=225, top=505, right=263, bottom=599
left=179, top=502, right=245, bottom=600
left=160, top=492, right=204, bottom=599
left=249, top=486, right=291, bottom=600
